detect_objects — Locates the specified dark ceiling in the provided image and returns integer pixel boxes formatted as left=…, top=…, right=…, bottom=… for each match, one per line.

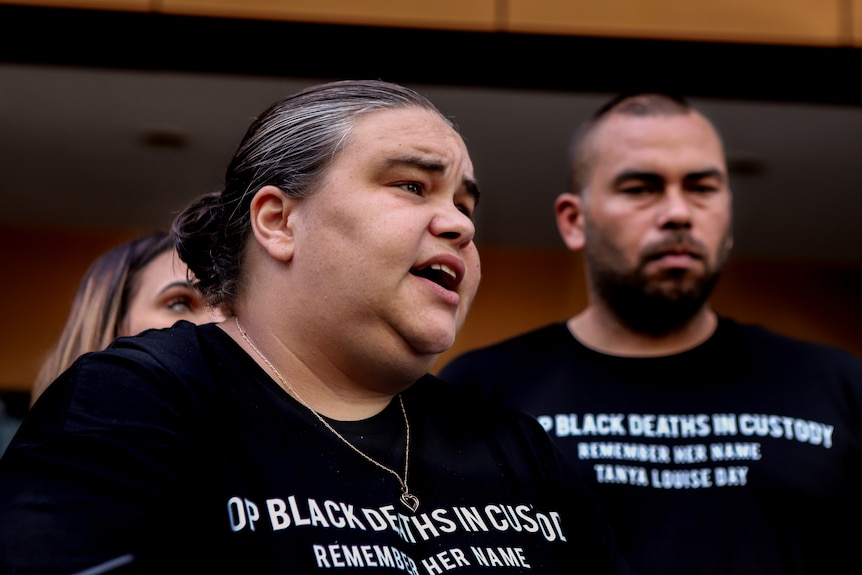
left=2, top=5, right=862, bottom=263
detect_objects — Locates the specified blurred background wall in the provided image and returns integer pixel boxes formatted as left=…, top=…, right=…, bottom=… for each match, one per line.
left=1, top=0, right=861, bottom=395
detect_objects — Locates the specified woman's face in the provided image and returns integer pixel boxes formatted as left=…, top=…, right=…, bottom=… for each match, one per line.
left=279, top=107, right=480, bottom=375
left=120, top=249, right=225, bottom=337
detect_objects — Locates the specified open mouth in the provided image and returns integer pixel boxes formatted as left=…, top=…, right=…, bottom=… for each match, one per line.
left=411, top=263, right=459, bottom=291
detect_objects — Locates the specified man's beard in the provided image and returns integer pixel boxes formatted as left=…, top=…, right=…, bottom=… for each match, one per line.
left=585, top=230, right=730, bottom=336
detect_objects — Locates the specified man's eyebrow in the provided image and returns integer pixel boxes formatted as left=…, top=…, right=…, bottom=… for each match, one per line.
left=612, top=170, right=664, bottom=187
left=683, top=168, right=726, bottom=183
left=612, top=168, right=725, bottom=187
left=385, top=156, right=480, bottom=206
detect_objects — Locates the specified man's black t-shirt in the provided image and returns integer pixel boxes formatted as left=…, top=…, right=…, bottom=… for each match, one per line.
left=439, top=317, right=862, bottom=574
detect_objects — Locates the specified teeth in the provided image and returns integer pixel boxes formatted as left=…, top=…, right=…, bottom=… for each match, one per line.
left=430, top=263, right=457, bottom=279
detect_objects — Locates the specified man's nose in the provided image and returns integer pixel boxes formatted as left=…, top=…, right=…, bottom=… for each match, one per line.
left=657, top=187, right=693, bottom=229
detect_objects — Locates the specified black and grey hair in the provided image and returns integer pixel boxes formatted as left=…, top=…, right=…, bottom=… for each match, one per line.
left=568, top=92, right=692, bottom=195
left=173, top=79, right=453, bottom=313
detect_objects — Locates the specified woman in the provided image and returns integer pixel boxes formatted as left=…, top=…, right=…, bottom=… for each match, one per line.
left=0, top=80, right=630, bottom=574
left=31, top=231, right=225, bottom=404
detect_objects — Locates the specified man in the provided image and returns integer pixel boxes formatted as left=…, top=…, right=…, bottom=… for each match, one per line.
left=439, top=92, right=862, bottom=574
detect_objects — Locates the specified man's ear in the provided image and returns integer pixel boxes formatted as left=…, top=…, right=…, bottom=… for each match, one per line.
left=554, top=192, right=586, bottom=251
left=250, top=185, right=298, bottom=263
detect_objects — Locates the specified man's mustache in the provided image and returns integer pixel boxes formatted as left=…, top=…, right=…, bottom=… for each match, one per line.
left=641, top=233, right=707, bottom=261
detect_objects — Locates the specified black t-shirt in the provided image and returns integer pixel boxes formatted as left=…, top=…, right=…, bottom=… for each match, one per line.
left=438, top=317, right=862, bottom=574
left=0, top=321, right=630, bottom=575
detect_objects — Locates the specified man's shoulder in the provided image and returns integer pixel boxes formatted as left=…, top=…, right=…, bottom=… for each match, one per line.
left=718, top=316, right=862, bottom=366
left=437, top=322, right=574, bottom=388
left=454, top=322, right=570, bottom=358
left=411, top=373, right=552, bottom=432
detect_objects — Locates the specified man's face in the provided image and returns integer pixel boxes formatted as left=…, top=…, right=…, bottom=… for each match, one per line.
left=581, top=110, right=733, bottom=333
left=288, top=107, right=481, bottom=374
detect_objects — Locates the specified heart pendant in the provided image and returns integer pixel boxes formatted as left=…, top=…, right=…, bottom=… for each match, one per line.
left=400, top=492, right=420, bottom=512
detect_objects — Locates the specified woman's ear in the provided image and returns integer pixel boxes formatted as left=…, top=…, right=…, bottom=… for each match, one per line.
left=554, top=192, right=586, bottom=252
left=249, top=185, right=297, bottom=263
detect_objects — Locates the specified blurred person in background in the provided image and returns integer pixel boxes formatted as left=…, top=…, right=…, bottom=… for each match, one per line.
left=30, top=230, right=226, bottom=405
left=440, top=92, right=862, bottom=574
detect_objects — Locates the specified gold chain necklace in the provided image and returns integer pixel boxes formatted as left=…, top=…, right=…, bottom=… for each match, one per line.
left=234, top=317, right=419, bottom=512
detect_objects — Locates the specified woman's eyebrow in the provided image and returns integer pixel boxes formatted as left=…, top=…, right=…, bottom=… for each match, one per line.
left=158, top=281, right=193, bottom=296
left=385, top=156, right=480, bottom=205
